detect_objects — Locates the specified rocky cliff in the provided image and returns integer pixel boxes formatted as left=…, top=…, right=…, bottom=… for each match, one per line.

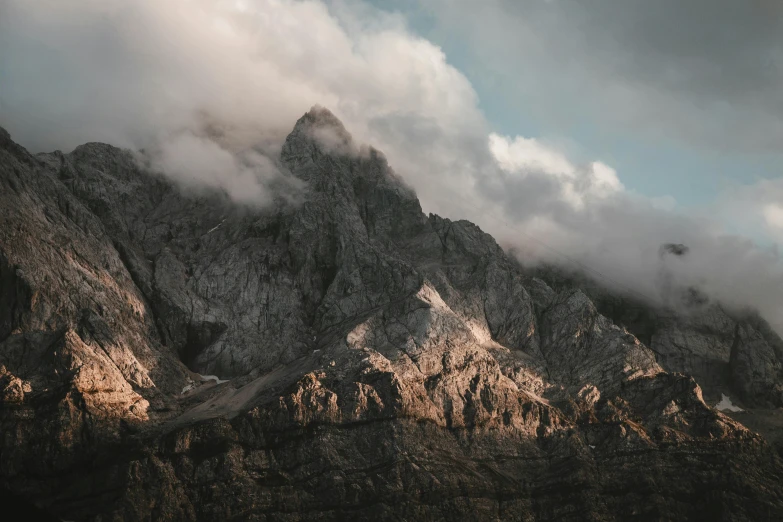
left=1, top=109, right=783, bottom=521
left=531, top=264, right=783, bottom=409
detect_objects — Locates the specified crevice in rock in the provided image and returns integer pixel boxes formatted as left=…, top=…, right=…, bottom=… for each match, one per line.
left=182, top=321, right=228, bottom=371
left=0, top=250, right=31, bottom=344
left=727, top=322, right=742, bottom=389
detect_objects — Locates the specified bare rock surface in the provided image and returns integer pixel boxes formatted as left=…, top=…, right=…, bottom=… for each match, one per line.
left=534, top=265, right=783, bottom=408
left=1, top=109, right=783, bottom=520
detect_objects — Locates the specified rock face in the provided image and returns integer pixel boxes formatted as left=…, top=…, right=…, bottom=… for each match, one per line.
left=2, top=108, right=783, bottom=521
left=534, top=265, right=783, bottom=408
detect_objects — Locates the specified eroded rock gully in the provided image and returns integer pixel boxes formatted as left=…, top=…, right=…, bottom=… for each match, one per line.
left=1, top=110, right=782, bottom=521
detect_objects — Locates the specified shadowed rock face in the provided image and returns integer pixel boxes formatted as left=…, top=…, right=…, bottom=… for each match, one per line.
left=532, top=264, right=783, bottom=408
left=1, top=109, right=783, bottom=521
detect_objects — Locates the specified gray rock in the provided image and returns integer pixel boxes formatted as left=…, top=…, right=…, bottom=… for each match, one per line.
left=0, top=108, right=782, bottom=521
left=532, top=264, right=783, bottom=407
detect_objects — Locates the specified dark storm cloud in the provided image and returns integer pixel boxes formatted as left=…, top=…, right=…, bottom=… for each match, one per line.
left=557, top=0, right=783, bottom=102
left=425, top=0, right=783, bottom=151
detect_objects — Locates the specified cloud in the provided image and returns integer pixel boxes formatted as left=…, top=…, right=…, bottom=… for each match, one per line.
left=1, top=0, right=781, bottom=334
left=765, top=205, right=783, bottom=230
left=416, top=0, right=783, bottom=152
left=488, top=133, right=623, bottom=209
left=147, top=132, right=304, bottom=206
left=720, top=178, right=783, bottom=245
left=0, top=0, right=483, bottom=205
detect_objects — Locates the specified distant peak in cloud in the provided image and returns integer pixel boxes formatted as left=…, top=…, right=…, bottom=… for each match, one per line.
left=298, top=105, right=350, bottom=133
left=659, top=243, right=690, bottom=258
left=290, top=105, right=360, bottom=156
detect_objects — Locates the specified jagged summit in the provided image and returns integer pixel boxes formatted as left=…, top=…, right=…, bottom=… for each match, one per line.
left=296, top=104, right=351, bottom=134
left=280, top=107, right=422, bottom=230
left=283, top=105, right=355, bottom=158
left=291, top=106, right=389, bottom=164
left=2, top=113, right=783, bottom=520
left=0, top=125, right=31, bottom=161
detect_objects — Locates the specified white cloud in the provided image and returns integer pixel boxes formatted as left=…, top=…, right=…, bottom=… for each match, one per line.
left=590, top=162, right=624, bottom=196
left=150, top=132, right=298, bottom=206
left=488, top=134, right=575, bottom=178
left=764, top=204, right=783, bottom=230
left=488, top=133, right=623, bottom=209
left=0, top=0, right=484, bottom=207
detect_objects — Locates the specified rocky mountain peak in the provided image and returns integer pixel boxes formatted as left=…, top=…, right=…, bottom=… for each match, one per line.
left=280, top=107, right=410, bottom=203
left=0, top=126, right=32, bottom=162
left=282, top=105, right=355, bottom=164
left=295, top=104, right=351, bottom=136
left=278, top=107, right=425, bottom=243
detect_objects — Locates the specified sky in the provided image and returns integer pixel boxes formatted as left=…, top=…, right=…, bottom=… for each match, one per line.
left=0, top=0, right=782, bottom=331
left=386, top=0, right=783, bottom=206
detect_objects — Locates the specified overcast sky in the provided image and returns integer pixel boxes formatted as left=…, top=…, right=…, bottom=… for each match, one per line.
left=1, top=0, right=782, bottom=331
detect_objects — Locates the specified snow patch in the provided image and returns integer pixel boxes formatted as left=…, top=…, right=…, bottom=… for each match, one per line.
left=206, top=219, right=225, bottom=234
left=200, top=374, right=229, bottom=384
left=181, top=374, right=229, bottom=394
left=715, top=393, right=743, bottom=412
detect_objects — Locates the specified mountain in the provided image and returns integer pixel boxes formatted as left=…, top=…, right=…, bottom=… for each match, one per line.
left=1, top=108, right=783, bottom=521
left=529, top=263, right=783, bottom=410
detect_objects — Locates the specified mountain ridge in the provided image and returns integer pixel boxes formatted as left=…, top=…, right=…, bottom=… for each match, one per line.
left=1, top=108, right=783, bottom=520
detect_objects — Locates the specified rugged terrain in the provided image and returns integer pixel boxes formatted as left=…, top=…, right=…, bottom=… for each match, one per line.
left=1, top=107, right=783, bottom=521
